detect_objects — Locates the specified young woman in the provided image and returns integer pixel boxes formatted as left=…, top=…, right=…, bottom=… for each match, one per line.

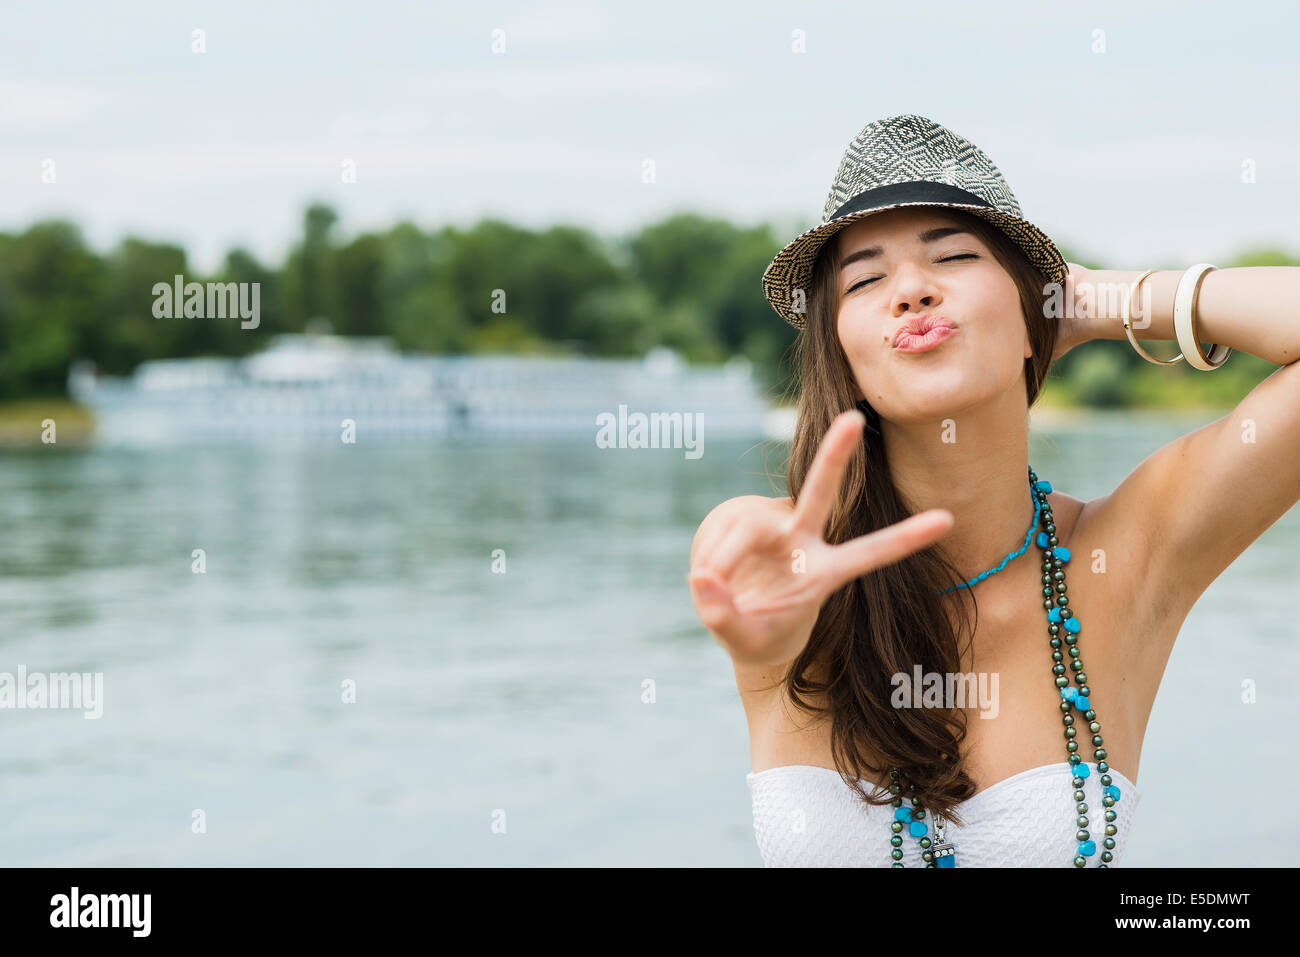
left=687, top=114, right=1300, bottom=867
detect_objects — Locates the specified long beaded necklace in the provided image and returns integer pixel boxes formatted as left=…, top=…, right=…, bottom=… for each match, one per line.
left=887, top=466, right=1123, bottom=868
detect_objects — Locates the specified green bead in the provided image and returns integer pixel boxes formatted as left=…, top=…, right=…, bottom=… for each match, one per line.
left=1065, top=727, right=1076, bottom=738
left=1074, top=790, right=1085, bottom=801
left=1103, top=795, right=1115, bottom=807
left=892, top=849, right=903, bottom=860
left=1100, top=774, right=1112, bottom=786
left=891, top=835, right=902, bottom=847
left=1090, top=722, right=1101, bottom=734
left=1062, top=714, right=1074, bottom=726
left=1055, top=677, right=1068, bottom=688
left=1077, top=815, right=1089, bottom=828
left=892, top=821, right=902, bottom=833
left=1073, top=856, right=1086, bottom=868
left=1052, top=651, right=1063, bottom=662
left=1077, top=802, right=1088, bottom=813
left=1076, top=830, right=1090, bottom=841
left=892, top=862, right=904, bottom=868
left=1105, top=810, right=1116, bottom=822
left=1101, top=851, right=1113, bottom=863
left=1095, top=748, right=1107, bottom=760
left=1092, top=735, right=1104, bottom=746
left=920, top=837, right=931, bottom=849
left=1066, top=741, right=1078, bottom=752
left=922, top=851, right=933, bottom=862
left=1106, top=825, right=1117, bottom=836
left=1050, top=637, right=1061, bottom=649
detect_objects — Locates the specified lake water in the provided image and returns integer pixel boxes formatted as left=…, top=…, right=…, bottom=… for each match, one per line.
left=1, top=409, right=1295, bottom=866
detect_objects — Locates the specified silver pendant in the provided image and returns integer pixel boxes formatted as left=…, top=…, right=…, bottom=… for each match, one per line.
left=931, top=813, right=956, bottom=867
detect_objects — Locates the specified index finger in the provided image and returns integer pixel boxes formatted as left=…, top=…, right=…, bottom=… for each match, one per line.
left=791, top=409, right=866, bottom=537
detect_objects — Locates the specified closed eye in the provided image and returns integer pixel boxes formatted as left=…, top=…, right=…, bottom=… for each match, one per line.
left=844, top=254, right=978, bottom=294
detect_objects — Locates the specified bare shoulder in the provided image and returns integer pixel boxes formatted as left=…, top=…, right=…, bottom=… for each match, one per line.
left=1061, top=487, right=1145, bottom=599
left=1066, top=482, right=1178, bottom=659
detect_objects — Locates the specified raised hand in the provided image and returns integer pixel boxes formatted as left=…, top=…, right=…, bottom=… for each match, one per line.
left=687, top=409, right=954, bottom=666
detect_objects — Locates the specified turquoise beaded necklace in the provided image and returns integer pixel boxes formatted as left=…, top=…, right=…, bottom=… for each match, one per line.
left=888, top=466, right=1123, bottom=868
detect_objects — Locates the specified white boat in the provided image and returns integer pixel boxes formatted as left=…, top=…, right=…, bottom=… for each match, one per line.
left=67, top=333, right=790, bottom=445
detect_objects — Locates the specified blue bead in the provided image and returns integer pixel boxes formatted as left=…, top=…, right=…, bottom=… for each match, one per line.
left=1106, top=785, right=1121, bottom=803
left=1036, top=480, right=1053, bottom=493
left=1054, top=546, right=1071, bottom=563
left=1060, top=687, right=1077, bottom=701
left=1075, top=696, right=1090, bottom=711
left=909, top=820, right=928, bottom=837
left=1065, top=617, right=1081, bottom=634
left=1074, top=762, right=1090, bottom=778
left=1048, top=607, right=1062, bottom=623
left=936, top=854, right=956, bottom=868
left=894, top=807, right=914, bottom=822
left=1036, top=531, right=1049, bottom=548
left=1079, top=840, right=1097, bottom=856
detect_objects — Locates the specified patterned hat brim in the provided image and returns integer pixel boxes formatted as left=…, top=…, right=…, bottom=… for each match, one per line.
left=761, top=201, right=1068, bottom=329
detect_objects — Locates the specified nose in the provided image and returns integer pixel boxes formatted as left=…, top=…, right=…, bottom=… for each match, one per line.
left=889, top=261, right=942, bottom=317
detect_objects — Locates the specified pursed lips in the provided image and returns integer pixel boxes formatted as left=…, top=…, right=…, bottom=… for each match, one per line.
left=892, top=314, right=957, bottom=349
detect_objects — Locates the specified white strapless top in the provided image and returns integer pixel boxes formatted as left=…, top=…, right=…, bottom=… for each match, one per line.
left=746, top=761, right=1141, bottom=867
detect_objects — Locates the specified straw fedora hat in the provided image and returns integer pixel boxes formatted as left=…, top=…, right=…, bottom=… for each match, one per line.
left=761, top=113, right=1068, bottom=328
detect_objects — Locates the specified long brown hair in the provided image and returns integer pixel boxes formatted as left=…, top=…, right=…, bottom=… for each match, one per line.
left=775, top=208, right=1059, bottom=826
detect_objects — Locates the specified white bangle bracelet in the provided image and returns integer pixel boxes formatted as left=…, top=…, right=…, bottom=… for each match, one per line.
left=1173, top=263, right=1231, bottom=371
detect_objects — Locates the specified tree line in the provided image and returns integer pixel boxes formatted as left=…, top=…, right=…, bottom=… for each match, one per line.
left=0, top=202, right=1289, bottom=406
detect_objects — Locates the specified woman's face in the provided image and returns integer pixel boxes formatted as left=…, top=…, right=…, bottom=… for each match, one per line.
left=834, top=207, right=1031, bottom=423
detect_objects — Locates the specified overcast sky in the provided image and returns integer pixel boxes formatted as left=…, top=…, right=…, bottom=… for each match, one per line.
left=2, top=0, right=1297, bottom=273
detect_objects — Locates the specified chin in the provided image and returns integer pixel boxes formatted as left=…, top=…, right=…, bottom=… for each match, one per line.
left=876, top=377, right=989, bottom=422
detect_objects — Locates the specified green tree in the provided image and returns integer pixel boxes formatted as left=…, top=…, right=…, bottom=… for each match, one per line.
left=281, top=204, right=341, bottom=330
left=0, top=221, right=107, bottom=397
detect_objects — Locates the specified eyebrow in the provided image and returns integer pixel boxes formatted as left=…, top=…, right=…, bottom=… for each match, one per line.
left=838, top=227, right=972, bottom=270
